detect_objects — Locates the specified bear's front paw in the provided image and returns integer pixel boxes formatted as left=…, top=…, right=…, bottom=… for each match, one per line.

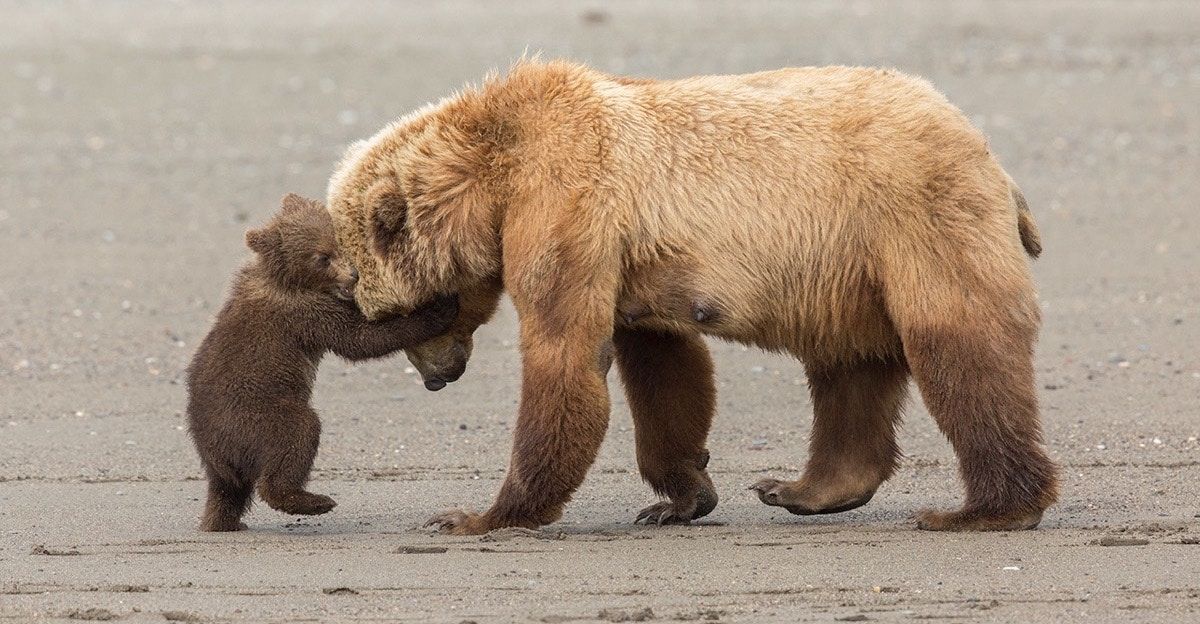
left=635, top=479, right=718, bottom=526
left=635, top=501, right=693, bottom=526
left=424, top=509, right=490, bottom=535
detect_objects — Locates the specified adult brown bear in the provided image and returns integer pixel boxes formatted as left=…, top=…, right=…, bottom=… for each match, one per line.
left=327, top=60, right=1057, bottom=534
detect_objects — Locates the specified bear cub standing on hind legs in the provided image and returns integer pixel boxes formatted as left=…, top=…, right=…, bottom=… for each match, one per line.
left=186, top=194, right=458, bottom=531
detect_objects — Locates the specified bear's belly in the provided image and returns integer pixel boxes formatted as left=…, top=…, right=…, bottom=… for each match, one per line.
left=615, top=256, right=901, bottom=364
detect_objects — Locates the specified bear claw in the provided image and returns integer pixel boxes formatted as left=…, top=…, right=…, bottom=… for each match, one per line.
left=635, top=501, right=691, bottom=526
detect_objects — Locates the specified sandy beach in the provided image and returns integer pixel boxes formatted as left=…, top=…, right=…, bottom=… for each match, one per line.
left=1, top=1, right=1198, bottom=621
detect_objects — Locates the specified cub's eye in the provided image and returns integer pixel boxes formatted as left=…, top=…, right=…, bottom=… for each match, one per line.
left=314, top=254, right=331, bottom=268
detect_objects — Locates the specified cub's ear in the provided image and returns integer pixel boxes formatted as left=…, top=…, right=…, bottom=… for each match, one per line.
left=245, top=227, right=278, bottom=255
left=280, top=193, right=309, bottom=212
left=367, top=178, right=408, bottom=256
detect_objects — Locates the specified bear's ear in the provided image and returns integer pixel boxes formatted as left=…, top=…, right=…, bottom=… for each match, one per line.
left=245, top=227, right=278, bottom=255
left=367, top=178, right=408, bottom=256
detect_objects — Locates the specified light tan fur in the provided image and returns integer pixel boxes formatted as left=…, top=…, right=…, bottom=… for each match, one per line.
left=328, top=60, right=1057, bottom=534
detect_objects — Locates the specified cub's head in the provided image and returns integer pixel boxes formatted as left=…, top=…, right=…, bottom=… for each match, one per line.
left=327, top=101, right=506, bottom=389
left=246, top=194, right=359, bottom=302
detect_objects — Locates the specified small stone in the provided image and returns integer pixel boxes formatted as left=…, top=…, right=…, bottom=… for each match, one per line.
left=394, top=545, right=448, bottom=554
left=598, top=607, right=654, bottom=622
left=32, top=544, right=80, bottom=556
left=1094, top=536, right=1149, bottom=547
left=108, top=584, right=148, bottom=593
left=581, top=9, right=610, bottom=25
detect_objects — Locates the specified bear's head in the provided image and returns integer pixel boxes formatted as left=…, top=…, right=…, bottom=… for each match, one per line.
left=327, top=101, right=506, bottom=390
left=246, top=194, right=360, bottom=302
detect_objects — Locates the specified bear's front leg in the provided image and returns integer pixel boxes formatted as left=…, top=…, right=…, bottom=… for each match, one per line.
left=425, top=315, right=613, bottom=535
left=613, top=327, right=718, bottom=525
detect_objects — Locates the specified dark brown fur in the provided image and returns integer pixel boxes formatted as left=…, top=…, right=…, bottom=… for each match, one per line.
left=186, top=195, right=457, bottom=531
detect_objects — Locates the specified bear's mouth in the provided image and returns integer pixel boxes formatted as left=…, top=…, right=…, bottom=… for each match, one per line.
left=334, top=286, right=355, bottom=302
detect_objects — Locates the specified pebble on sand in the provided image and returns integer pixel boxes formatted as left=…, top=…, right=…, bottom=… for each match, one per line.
left=1094, top=536, right=1150, bottom=547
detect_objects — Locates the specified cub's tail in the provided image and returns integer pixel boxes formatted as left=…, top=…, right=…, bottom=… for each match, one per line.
left=1008, top=177, right=1042, bottom=258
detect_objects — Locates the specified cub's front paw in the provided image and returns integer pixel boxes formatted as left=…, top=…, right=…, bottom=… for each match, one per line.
left=424, top=509, right=490, bottom=535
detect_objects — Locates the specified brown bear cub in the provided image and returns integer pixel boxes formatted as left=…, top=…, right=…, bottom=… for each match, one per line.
left=186, top=194, right=457, bottom=531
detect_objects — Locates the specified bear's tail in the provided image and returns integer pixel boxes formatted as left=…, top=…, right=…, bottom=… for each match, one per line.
left=1008, top=177, right=1042, bottom=258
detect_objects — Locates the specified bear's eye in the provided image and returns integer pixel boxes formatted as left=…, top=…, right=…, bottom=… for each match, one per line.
left=314, top=254, right=331, bottom=268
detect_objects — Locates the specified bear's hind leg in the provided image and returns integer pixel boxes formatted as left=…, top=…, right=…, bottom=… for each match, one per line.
left=752, top=357, right=907, bottom=515
left=256, top=406, right=337, bottom=516
left=200, top=465, right=254, bottom=532
left=903, top=325, right=1058, bottom=531
left=614, top=327, right=718, bottom=525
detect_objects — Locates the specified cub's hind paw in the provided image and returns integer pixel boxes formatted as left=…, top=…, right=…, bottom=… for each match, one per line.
left=200, top=517, right=248, bottom=532
left=269, top=491, right=337, bottom=516
left=917, top=508, right=1043, bottom=532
